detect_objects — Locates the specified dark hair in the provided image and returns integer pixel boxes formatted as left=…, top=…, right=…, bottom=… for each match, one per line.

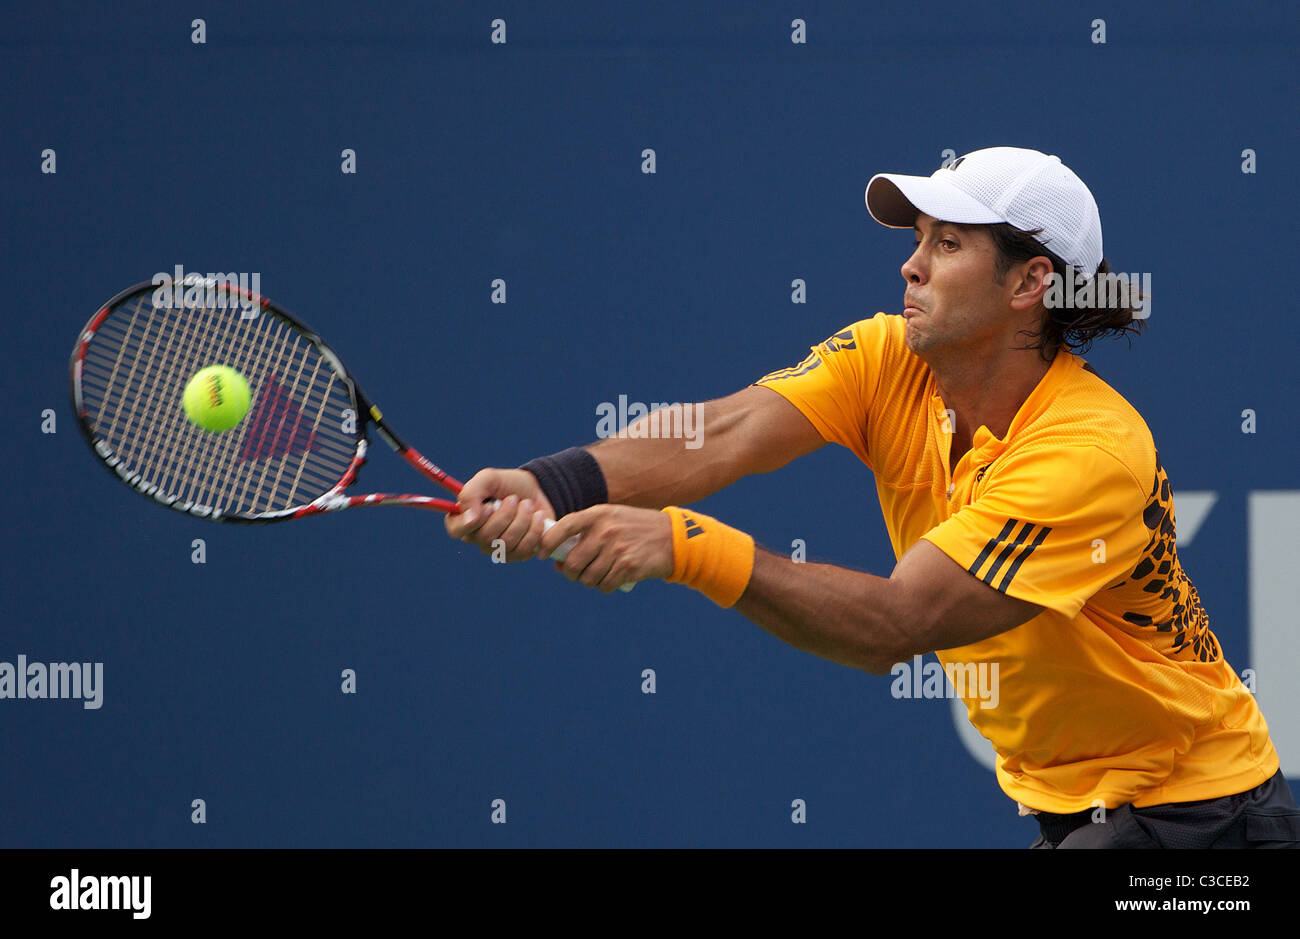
left=983, top=222, right=1146, bottom=360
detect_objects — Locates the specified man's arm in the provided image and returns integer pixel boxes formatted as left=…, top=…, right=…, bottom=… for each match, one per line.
left=735, top=539, right=1044, bottom=674
left=538, top=506, right=1044, bottom=674
left=589, top=385, right=825, bottom=507
left=447, top=385, right=824, bottom=557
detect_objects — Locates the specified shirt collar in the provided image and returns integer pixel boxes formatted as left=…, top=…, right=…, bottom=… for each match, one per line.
left=936, top=350, right=1082, bottom=454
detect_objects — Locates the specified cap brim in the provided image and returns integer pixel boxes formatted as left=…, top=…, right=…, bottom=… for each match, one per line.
left=865, top=173, right=1006, bottom=228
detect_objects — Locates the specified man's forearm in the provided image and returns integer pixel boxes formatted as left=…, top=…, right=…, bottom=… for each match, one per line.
left=586, top=432, right=736, bottom=508
left=586, top=397, right=770, bottom=508
left=733, top=548, right=911, bottom=675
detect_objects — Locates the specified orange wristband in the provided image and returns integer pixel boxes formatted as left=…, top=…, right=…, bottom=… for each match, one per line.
left=661, top=507, right=755, bottom=608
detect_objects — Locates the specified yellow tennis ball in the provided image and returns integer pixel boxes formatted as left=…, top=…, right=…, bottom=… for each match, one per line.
left=183, top=365, right=252, bottom=432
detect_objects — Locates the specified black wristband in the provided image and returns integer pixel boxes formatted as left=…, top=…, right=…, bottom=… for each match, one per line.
left=519, top=446, right=608, bottom=519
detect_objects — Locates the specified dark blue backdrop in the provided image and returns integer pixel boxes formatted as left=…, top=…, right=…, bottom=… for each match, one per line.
left=2, top=1, right=1295, bottom=847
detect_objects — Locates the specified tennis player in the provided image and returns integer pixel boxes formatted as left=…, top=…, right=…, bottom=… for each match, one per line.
left=446, top=146, right=1298, bottom=848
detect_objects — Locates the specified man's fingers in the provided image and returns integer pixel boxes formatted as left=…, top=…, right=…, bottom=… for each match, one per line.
left=595, top=550, right=639, bottom=593
left=511, top=510, right=549, bottom=561
left=552, top=525, right=600, bottom=581
left=449, top=495, right=495, bottom=537
left=577, top=549, right=616, bottom=589
left=538, top=506, right=598, bottom=557
left=448, top=505, right=480, bottom=537
left=497, top=499, right=538, bottom=556
left=444, top=468, right=567, bottom=566
left=470, top=495, right=517, bottom=552
left=446, top=468, right=511, bottom=536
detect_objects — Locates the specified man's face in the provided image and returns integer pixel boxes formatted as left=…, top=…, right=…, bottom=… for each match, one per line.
left=900, top=213, right=1011, bottom=358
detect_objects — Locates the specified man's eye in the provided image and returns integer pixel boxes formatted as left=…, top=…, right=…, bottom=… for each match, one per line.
left=941, top=239, right=957, bottom=249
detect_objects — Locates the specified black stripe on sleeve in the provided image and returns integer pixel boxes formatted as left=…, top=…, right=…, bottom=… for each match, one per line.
left=995, top=525, right=1052, bottom=593
left=968, top=518, right=1019, bottom=579
left=981, top=521, right=1038, bottom=587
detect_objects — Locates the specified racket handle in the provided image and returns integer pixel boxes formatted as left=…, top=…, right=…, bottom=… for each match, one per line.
left=488, top=501, right=635, bottom=593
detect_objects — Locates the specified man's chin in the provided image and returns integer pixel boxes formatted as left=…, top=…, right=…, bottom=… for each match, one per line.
left=903, top=319, right=930, bottom=354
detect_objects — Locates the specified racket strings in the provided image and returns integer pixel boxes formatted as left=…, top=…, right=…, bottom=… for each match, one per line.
left=91, top=298, right=253, bottom=502
left=173, top=311, right=286, bottom=509
left=139, top=301, right=241, bottom=497
left=78, top=290, right=358, bottom=517
left=87, top=303, right=350, bottom=514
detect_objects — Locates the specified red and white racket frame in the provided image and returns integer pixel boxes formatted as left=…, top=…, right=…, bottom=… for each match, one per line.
left=70, top=276, right=464, bottom=524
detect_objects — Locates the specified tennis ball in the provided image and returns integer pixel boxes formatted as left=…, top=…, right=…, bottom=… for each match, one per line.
left=183, top=365, right=252, bottom=432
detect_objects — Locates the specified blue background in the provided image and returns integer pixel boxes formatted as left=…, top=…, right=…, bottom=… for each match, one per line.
left=1, top=1, right=1295, bottom=847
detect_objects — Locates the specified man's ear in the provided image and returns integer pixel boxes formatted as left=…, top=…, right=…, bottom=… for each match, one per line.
left=1008, top=256, right=1055, bottom=312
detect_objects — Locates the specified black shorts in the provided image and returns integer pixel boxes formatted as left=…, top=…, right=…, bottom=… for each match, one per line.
left=1029, top=769, right=1300, bottom=849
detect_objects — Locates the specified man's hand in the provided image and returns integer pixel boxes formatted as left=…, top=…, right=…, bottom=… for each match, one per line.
left=444, top=468, right=556, bottom=561
left=538, top=504, right=675, bottom=593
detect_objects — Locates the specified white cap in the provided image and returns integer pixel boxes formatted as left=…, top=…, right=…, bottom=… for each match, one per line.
left=865, top=147, right=1103, bottom=276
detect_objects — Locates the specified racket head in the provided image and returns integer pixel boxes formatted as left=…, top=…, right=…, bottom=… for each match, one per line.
left=70, top=276, right=371, bottom=523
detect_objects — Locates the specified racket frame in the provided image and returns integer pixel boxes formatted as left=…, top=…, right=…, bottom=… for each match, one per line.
left=70, top=276, right=463, bottom=523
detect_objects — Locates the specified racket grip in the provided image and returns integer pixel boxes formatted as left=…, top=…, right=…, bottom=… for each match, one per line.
left=487, top=501, right=635, bottom=592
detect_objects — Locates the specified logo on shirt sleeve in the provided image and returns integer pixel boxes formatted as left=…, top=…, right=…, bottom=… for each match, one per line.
left=756, top=328, right=856, bottom=386
left=968, top=518, right=1052, bottom=593
left=756, top=350, right=820, bottom=385
left=820, top=327, right=856, bottom=353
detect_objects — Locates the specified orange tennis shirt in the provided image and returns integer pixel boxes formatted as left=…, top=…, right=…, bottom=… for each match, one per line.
left=755, top=312, right=1278, bottom=813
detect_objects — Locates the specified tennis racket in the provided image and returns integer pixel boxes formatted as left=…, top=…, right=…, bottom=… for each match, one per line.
left=69, top=275, right=633, bottom=588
